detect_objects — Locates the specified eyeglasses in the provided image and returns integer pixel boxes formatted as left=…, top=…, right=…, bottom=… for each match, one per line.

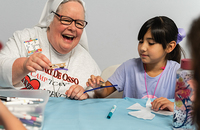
left=52, top=11, right=88, bottom=29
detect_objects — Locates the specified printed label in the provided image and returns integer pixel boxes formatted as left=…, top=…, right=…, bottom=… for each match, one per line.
left=24, top=39, right=42, bottom=56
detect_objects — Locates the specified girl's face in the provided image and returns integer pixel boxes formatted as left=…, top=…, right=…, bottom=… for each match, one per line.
left=47, top=1, right=84, bottom=54
left=138, top=29, right=168, bottom=65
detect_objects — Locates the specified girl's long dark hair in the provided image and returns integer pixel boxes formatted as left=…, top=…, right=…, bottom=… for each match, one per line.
left=138, top=16, right=185, bottom=63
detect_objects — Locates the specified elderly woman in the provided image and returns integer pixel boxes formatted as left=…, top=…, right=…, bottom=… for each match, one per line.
left=0, top=0, right=101, bottom=100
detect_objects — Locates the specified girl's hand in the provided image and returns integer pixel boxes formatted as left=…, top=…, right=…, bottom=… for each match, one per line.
left=86, top=75, right=116, bottom=98
left=86, top=75, right=104, bottom=89
left=151, top=97, right=174, bottom=112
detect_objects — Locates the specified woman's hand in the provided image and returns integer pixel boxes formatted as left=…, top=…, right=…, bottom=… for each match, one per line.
left=23, top=53, right=51, bottom=72
left=12, top=53, right=51, bottom=85
left=65, top=85, right=89, bottom=100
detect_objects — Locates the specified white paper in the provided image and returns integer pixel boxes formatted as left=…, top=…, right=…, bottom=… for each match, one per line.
left=128, top=109, right=155, bottom=120
left=151, top=110, right=173, bottom=116
left=127, top=98, right=173, bottom=120
left=127, top=103, right=145, bottom=110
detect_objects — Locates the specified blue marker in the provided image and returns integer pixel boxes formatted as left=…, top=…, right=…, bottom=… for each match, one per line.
left=107, top=105, right=117, bottom=119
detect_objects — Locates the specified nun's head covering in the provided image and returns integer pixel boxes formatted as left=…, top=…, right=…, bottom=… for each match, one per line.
left=37, top=0, right=89, bottom=51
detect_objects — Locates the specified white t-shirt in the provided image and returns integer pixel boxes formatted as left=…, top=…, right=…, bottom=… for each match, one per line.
left=0, top=27, right=101, bottom=97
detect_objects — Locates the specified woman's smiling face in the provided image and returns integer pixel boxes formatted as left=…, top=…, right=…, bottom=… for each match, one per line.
left=47, top=1, right=85, bottom=54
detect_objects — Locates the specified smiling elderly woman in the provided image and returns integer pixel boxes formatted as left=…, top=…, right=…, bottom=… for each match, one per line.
left=0, top=0, right=101, bottom=100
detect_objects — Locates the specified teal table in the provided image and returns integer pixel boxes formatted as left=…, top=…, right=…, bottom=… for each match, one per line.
left=43, top=97, right=173, bottom=130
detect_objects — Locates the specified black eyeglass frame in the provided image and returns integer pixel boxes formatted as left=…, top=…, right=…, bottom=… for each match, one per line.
left=51, top=11, right=88, bottom=29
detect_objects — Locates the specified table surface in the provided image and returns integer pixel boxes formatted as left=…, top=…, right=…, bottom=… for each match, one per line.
left=43, top=97, right=174, bottom=130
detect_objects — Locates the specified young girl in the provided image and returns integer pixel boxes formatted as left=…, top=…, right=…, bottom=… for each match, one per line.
left=86, top=16, right=185, bottom=112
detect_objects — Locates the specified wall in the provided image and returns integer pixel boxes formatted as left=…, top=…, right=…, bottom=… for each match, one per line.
left=1, top=0, right=200, bottom=71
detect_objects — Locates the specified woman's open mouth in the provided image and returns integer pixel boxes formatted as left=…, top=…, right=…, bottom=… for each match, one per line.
left=62, top=34, right=74, bottom=41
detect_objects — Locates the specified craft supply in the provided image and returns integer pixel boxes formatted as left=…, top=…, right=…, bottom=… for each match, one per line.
left=20, top=118, right=41, bottom=127
left=7, top=106, right=38, bottom=113
left=54, top=68, right=68, bottom=71
left=50, top=63, right=66, bottom=69
left=3, top=100, right=34, bottom=105
left=84, top=85, right=118, bottom=93
left=127, top=98, right=173, bottom=120
left=0, top=89, right=49, bottom=130
left=12, top=112, right=42, bottom=122
left=107, top=105, right=117, bottom=119
left=0, top=96, right=43, bottom=102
